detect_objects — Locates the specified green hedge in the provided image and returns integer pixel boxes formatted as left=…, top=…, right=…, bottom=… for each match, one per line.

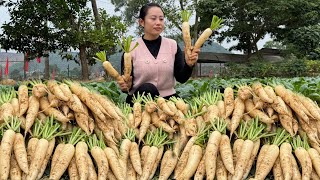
left=224, top=56, right=320, bottom=78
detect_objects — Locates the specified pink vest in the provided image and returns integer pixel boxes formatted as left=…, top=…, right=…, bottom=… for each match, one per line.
left=129, top=37, right=177, bottom=97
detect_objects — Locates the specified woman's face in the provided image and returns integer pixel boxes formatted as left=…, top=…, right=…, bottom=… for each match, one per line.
left=139, top=7, right=164, bottom=39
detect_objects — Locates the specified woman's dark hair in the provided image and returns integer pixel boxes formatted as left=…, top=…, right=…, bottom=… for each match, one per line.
left=138, top=3, right=164, bottom=20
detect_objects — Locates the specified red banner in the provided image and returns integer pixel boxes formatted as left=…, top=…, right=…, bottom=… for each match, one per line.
left=36, top=57, right=41, bottom=63
left=0, top=66, right=2, bottom=78
left=5, top=57, right=9, bottom=76
left=25, top=60, right=29, bottom=72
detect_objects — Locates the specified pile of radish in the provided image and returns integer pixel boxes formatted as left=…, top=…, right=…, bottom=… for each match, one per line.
left=0, top=80, right=320, bottom=180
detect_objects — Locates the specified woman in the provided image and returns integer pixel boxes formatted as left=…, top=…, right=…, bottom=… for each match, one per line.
left=117, top=3, right=200, bottom=105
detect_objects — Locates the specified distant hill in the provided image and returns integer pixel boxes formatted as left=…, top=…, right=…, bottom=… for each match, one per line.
left=178, top=41, right=232, bottom=54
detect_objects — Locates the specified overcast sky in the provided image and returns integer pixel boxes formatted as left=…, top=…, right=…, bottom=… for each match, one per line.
left=0, top=0, right=271, bottom=54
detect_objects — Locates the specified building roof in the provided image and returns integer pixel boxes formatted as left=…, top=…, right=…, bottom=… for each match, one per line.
left=252, top=48, right=282, bottom=56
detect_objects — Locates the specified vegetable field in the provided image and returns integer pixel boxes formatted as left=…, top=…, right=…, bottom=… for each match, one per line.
left=0, top=76, right=319, bottom=179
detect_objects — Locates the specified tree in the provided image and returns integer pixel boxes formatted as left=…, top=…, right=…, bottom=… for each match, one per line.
left=196, top=0, right=320, bottom=58
left=0, top=0, right=59, bottom=79
left=111, top=0, right=198, bottom=38
left=282, top=24, right=320, bottom=58
left=91, top=0, right=101, bottom=29
left=48, top=0, right=127, bottom=80
left=2, top=0, right=127, bottom=80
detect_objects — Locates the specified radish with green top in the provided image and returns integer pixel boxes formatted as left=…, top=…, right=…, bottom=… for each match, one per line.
left=0, top=87, right=16, bottom=122
left=0, top=116, right=21, bottom=179
left=233, top=118, right=269, bottom=180
left=181, top=10, right=192, bottom=57
left=279, top=142, right=293, bottom=180
left=119, top=35, right=139, bottom=82
left=291, top=135, right=312, bottom=180
left=159, top=144, right=178, bottom=180
left=28, top=116, right=63, bottom=180
left=141, top=128, right=172, bottom=180
left=178, top=125, right=208, bottom=179
left=193, top=15, right=223, bottom=51
left=75, top=141, right=89, bottom=180
left=87, top=134, right=109, bottom=180
left=119, top=131, right=133, bottom=177
left=50, top=128, right=86, bottom=180
left=255, top=128, right=291, bottom=180
left=205, top=118, right=226, bottom=180
left=94, top=51, right=124, bottom=83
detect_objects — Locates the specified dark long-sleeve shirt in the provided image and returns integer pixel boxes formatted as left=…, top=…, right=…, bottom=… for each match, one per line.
left=121, top=36, right=193, bottom=83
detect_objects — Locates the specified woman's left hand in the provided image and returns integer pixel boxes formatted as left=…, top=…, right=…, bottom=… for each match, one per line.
left=185, top=47, right=200, bottom=67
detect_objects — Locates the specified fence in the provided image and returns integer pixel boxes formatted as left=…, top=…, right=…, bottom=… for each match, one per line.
left=0, top=52, right=106, bottom=81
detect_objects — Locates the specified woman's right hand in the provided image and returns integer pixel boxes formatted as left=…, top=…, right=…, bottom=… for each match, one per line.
left=117, top=75, right=132, bottom=92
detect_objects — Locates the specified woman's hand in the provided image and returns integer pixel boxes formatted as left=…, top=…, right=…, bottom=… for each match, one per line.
left=117, top=75, right=132, bottom=92
left=185, top=47, right=200, bottom=67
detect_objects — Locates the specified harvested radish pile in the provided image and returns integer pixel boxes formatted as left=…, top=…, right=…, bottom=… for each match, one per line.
left=0, top=80, right=320, bottom=179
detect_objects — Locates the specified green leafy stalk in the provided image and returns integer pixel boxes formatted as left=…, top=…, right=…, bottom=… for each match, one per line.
left=98, top=132, right=107, bottom=150
left=237, top=120, right=248, bottom=139
left=181, top=10, right=192, bottom=22
left=195, top=124, right=211, bottom=147
left=31, top=120, right=43, bottom=139
left=234, top=83, right=251, bottom=95
left=169, top=96, right=186, bottom=104
left=291, top=135, right=302, bottom=151
left=210, top=15, right=224, bottom=30
left=119, top=103, right=132, bottom=126
left=245, top=117, right=270, bottom=141
left=200, top=90, right=221, bottom=106
left=234, top=82, right=248, bottom=89
left=302, top=135, right=310, bottom=150
left=29, top=79, right=44, bottom=88
left=68, top=127, right=86, bottom=146
left=272, top=128, right=291, bottom=146
left=87, top=134, right=98, bottom=150
left=141, top=93, right=155, bottom=105
left=119, top=35, right=139, bottom=53
left=93, top=51, right=107, bottom=62
left=0, top=87, right=16, bottom=105
left=124, top=128, right=136, bottom=142
left=185, top=98, right=206, bottom=119
left=87, top=133, right=106, bottom=150
left=132, top=92, right=144, bottom=104
left=3, top=116, right=21, bottom=133
left=62, top=79, right=74, bottom=87
left=210, top=118, right=227, bottom=134
left=262, top=136, right=272, bottom=145
left=41, top=115, right=67, bottom=141
left=144, top=130, right=155, bottom=146
left=152, top=128, right=174, bottom=148
left=0, top=128, right=3, bottom=139
left=119, top=102, right=132, bottom=116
